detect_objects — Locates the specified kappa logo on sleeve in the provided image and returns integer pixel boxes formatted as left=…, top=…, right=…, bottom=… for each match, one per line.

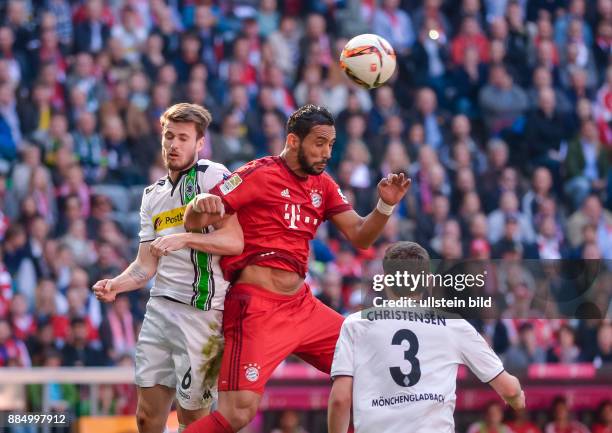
left=219, top=174, right=242, bottom=195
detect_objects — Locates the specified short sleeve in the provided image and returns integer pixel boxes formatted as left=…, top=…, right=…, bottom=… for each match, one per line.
left=199, top=161, right=231, bottom=193
left=210, top=161, right=263, bottom=214
left=457, top=321, right=505, bottom=383
left=331, top=319, right=355, bottom=379
left=323, top=174, right=353, bottom=220
left=138, top=188, right=155, bottom=242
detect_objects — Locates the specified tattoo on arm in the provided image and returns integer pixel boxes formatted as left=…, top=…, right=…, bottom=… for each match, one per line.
left=128, top=263, right=149, bottom=283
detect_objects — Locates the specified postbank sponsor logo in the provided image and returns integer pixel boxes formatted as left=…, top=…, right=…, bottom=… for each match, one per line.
left=152, top=206, right=186, bottom=231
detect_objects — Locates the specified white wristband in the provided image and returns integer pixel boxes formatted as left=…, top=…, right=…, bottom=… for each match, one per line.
left=192, top=194, right=204, bottom=213
left=376, top=199, right=395, bottom=216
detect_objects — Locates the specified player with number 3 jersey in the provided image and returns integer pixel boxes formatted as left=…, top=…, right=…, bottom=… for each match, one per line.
left=327, top=242, right=526, bottom=433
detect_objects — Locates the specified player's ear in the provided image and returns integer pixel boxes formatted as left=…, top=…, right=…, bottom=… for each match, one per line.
left=196, top=134, right=204, bottom=152
left=286, top=133, right=300, bottom=150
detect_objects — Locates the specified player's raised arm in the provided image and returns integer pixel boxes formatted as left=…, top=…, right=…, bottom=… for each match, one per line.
left=330, top=173, right=411, bottom=249
left=489, top=371, right=526, bottom=410
left=92, top=242, right=159, bottom=303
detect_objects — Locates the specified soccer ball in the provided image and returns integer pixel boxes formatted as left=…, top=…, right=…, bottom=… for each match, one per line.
left=339, top=34, right=397, bottom=89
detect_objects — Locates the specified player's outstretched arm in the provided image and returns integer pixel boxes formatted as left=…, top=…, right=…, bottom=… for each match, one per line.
left=195, top=213, right=243, bottom=255
left=328, top=376, right=353, bottom=433
left=184, top=193, right=225, bottom=231
left=92, top=242, right=159, bottom=302
left=489, top=371, right=525, bottom=410
left=330, top=173, right=411, bottom=249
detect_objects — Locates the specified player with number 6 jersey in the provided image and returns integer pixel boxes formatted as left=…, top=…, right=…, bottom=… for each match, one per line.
left=92, top=103, right=243, bottom=433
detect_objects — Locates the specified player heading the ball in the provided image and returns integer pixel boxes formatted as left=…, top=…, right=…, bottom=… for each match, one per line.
left=182, top=104, right=411, bottom=433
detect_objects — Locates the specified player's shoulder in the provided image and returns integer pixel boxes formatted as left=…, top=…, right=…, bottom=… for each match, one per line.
left=446, top=316, right=480, bottom=336
left=232, top=156, right=279, bottom=178
left=341, top=310, right=370, bottom=330
left=143, top=176, right=168, bottom=197
left=195, top=158, right=229, bottom=174
left=319, top=171, right=344, bottom=192
left=195, top=159, right=230, bottom=181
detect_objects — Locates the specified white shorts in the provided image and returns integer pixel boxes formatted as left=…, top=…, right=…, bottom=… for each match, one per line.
left=135, top=296, right=224, bottom=410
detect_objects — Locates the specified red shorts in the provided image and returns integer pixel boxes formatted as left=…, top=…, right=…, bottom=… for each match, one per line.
left=218, top=282, right=344, bottom=394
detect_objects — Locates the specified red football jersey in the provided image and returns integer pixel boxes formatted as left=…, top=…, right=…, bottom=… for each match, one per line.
left=210, top=156, right=353, bottom=282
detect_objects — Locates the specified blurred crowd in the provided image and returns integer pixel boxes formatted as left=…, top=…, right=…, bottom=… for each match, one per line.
left=264, top=399, right=612, bottom=433
left=0, top=0, right=610, bottom=426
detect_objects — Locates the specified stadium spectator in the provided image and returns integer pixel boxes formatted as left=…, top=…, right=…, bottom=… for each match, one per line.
left=211, top=112, right=255, bottom=169
left=479, top=64, right=528, bottom=134
left=372, top=0, right=415, bottom=55
left=564, top=119, right=610, bottom=209
left=504, top=322, right=547, bottom=373
left=271, top=410, right=309, bottom=433
left=467, top=401, right=515, bottom=433
left=566, top=195, right=612, bottom=255
left=61, top=317, right=108, bottom=367
left=522, top=167, right=555, bottom=227
left=410, top=87, right=447, bottom=150
left=9, top=293, right=35, bottom=341
left=592, top=400, right=612, bottom=433
left=547, top=324, right=581, bottom=363
left=0, top=317, right=30, bottom=366
left=451, top=15, right=490, bottom=67
left=25, top=318, right=59, bottom=366
left=488, top=191, right=535, bottom=244
left=586, top=322, right=612, bottom=366
left=524, top=87, right=568, bottom=182
left=545, top=396, right=590, bottom=433
left=99, top=295, right=135, bottom=363
left=507, top=409, right=543, bottom=433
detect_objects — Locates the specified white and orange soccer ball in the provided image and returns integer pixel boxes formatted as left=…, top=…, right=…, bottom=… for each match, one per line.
left=339, top=34, right=397, bottom=89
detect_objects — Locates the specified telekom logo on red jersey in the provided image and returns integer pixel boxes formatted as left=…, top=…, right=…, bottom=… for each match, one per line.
left=284, top=204, right=319, bottom=229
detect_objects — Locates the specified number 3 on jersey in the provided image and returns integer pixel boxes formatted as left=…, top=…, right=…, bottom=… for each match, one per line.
left=390, top=329, right=421, bottom=387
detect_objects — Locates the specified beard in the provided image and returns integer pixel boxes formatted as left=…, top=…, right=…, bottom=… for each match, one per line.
left=163, top=150, right=196, bottom=172
left=297, top=144, right=328, bottom=175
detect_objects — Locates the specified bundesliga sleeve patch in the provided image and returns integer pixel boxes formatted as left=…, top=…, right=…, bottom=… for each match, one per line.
left=219, top=174, right=242, bottom=195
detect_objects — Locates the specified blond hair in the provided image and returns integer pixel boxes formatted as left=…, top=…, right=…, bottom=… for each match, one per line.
left=159, top=103, right=212, bottom=139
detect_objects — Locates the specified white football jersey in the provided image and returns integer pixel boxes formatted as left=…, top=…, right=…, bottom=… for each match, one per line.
left=331, top=308, right=504, bottom=433
left=139, top=159, right=230, bottom=310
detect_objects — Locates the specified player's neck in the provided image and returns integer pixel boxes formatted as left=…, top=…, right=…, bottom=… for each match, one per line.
left=167, top=159, right=197, bottom=184
left=279, top=151, right=308, bottom=178
left=168, top=170, right=181, bottom=184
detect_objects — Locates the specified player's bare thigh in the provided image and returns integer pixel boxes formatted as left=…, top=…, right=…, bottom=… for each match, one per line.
left=136, top=385, right=175, bottom=433
left=217, top=390, right=262, bottom=431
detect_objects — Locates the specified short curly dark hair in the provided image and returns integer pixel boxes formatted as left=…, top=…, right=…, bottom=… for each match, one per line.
left=383, top=242, right=431, bottom=297
left=286, top=104, right=334, bottom=140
